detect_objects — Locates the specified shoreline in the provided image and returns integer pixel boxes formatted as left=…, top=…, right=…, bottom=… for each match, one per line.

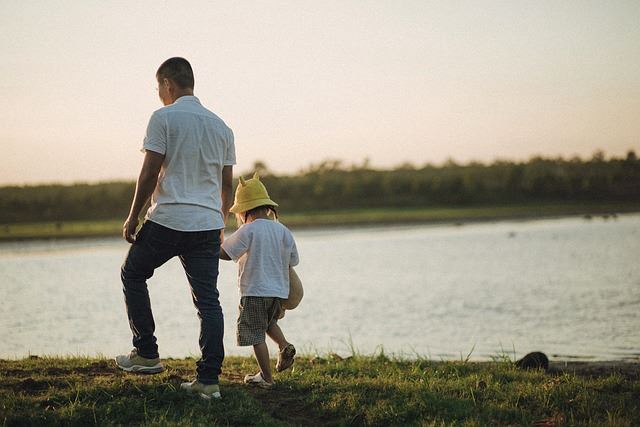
left=2, top=354, right=638, bottom=376
left=2, top=202, right=639, bottom=242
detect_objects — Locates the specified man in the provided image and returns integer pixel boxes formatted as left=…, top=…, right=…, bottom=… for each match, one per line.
left=116, top=57, right=235, bottom=400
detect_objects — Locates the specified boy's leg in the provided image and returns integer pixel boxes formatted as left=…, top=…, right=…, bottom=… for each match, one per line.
left=252, top=342, right=273, bottom=383
left=120, top=221, right=175, bottom=358
left=238, top=297, right=277, bottom=386
left=267, top=313, right=296, bottom=372
left=179, top=229, right=224, bottom=385
left=267, top=323, right=290, bottom=351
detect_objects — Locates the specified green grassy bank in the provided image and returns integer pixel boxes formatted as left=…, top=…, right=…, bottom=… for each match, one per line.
left=1, top=355, right=638, bottom=426
left=1, top=202, right=638, bottom=241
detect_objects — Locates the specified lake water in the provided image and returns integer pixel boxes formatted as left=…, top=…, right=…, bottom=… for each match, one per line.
left=1, top=214, right=638, bottom=362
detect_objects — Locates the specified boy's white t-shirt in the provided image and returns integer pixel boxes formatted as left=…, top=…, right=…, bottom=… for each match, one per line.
left=222, top=219, right=299, bottom=298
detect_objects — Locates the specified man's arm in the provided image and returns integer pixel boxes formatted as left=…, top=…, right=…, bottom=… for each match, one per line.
left=220, top=165, right=234, bottom=233
left=219, top=247, right=232, bottom=260
left=123, top=150, right=165, bottom=243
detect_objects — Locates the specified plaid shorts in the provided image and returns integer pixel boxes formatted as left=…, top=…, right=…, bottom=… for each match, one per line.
left=237, top=296, right=282, bottom=346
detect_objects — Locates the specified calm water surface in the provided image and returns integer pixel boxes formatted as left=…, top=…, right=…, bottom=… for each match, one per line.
left=1, top=214, right=638, bottom=361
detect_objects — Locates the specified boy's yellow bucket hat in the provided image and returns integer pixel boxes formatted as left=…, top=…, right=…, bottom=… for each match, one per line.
left=229, top=172, right=278, bottom=214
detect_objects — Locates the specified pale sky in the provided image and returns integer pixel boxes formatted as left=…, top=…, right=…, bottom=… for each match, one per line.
left=1, top=1, right=639, bottom=185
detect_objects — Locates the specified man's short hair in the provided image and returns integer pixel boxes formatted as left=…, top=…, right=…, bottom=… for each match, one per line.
left=156, top=57, right=194, bottom=89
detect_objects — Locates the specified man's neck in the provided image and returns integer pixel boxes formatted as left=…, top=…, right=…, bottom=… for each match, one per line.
left=171, top=88, right=194, bottom=103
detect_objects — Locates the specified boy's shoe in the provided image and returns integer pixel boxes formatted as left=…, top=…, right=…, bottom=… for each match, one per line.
left=244, top=372, right=274, bottom=389
left=276, top=344, right=296, bottom=372
left=115, top=349, right=164, bottom=374
left=180, top=380, right=222, bottom=400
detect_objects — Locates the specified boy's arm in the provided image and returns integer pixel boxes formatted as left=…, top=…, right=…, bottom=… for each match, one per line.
left=220, top=225, right=249, bottom=261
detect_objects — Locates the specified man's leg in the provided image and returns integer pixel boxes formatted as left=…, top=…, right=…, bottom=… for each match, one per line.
left=121, top=221, right=175, bottom=358
left=179, top=230, right=224, bottom=384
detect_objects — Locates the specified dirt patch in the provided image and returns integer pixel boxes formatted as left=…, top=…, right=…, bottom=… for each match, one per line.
left=8, top=377, right=72, bottom=395
left=1, top=368, right=36, bottom=378
left=73, top=360, right=117, bottom=376
left=165, top=374, right=186, bottom=387
left=39, top=398, right=62, bottom=412
left=33, top=361, right=115, bottom=377
left=14, top=377, right=50, bottom=394
left=247, top=385, right=326, bottom=426
left=45, top=367, right=67, bottom=376
left=218, top=366, right=330, bottom=425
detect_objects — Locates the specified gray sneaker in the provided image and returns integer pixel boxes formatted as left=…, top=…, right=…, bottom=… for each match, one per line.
left=115, top=349, right=164, bottom=374
left=180, top=380, right=222, bottom=399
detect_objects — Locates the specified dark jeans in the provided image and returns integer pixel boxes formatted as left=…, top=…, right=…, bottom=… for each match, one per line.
left=121, top=220, right=224, bottom=384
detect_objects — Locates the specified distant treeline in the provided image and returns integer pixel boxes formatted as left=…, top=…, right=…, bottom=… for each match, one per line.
left=1, top=151, right=639, bottom=224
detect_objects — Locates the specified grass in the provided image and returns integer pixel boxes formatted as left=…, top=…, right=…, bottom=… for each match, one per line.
left=281, top=202, right=636, bottom=229
left=0, top=220, right=123, bottom=241
left=1, top=202, right=638, bottom=241
left=1, top=354, right=638, bottom=426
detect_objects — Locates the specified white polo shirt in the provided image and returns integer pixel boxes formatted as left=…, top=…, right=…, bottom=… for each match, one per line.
left=142, top=96, right=236, bottom=231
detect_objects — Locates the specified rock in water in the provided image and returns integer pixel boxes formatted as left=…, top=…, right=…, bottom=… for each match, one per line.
left=515, top=352, right=549, bottom=371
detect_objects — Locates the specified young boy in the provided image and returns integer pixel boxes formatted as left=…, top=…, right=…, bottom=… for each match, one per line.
left=220, top=173, right=298, bottom=388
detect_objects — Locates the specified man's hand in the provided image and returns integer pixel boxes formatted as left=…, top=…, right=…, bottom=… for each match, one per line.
left=123, top=216, right=139, bottom=243
left=220, top=246, right=232, bottom=260
left=220, top=165, right=233, bottom=226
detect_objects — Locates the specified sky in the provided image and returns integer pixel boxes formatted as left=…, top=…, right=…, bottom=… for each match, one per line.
left=1, top=0, right=639, bottom=185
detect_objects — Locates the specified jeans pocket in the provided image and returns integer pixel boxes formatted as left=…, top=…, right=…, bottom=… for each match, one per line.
left=135, top=221, right=151, bottom=243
